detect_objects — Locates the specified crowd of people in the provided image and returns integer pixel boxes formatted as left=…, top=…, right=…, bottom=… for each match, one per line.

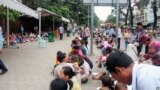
left=0, top=21, right=160, bottom=90
left=50, top=22, right=160, bottom=90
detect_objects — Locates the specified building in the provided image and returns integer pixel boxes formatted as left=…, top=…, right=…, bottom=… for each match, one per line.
left=133, top=0, right=160, bottom=26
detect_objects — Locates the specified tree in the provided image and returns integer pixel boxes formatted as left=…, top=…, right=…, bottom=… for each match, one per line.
left=22, top=0, right=94, bottom=25
left=0, top=6, right=20, bottom=21
left=106, top=14, right=116, bottom=23
left=135, top=0, right=150, bottom=12
left=152, top=0, right=157, bottom=29
left=125, top=7, right=129, bottom=25
left=94, top=13, right=100, bottom=27
left=128, top=0, right=133, bottom=27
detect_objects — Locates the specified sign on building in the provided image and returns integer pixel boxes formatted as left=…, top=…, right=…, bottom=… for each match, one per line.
left=83, top=0, right=128, bottom=6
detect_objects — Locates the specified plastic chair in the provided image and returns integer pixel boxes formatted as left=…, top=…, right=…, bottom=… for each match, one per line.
left=37, top=35, right=46, bottom=48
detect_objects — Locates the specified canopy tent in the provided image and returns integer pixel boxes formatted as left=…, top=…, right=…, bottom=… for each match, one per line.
left=37, top=7, right=61, bottom=35
left=61, top=16, right=70, bottom=23
left=0, top=0, right=38, bottom=46
left=37, top=7, right=60, bottom=17
left=37, top=7, right=70, bottom=35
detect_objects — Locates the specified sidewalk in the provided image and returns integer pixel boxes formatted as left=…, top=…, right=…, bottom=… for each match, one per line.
left=0, top=35, right=74, bottom=90
left=0, top=35, right=101, bottom=90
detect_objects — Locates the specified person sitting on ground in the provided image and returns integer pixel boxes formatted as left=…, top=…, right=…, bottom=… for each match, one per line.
left=50, top=78, right=72, bottom=90
left=108, top=38, right=117, bottom=49
left=92, top=47, right=112, bottom=80
left=77, top=40, right=88, bottom=56
left=97, top=75, right=114, bottom=90
left=59, top=66, right=81, bottom=90
left=70, top=54, right=91, bottom=84
left=53, top=51, right=74, bottom=78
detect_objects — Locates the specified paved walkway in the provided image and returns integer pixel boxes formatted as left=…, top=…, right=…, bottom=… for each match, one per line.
left=0, top=35, right=102, bottom=90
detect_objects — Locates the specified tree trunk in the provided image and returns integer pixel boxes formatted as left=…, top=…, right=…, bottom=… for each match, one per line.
left=125, top=6, right=129, bottom=25
left=153, top=0, right=157, bottom=29
left=129, top=0, right=133, bottom=27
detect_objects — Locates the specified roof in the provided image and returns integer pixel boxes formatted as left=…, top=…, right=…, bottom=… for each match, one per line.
left=0, top=0, right=38, bottom=19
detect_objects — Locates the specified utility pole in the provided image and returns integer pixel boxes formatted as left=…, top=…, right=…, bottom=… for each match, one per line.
left=90, top=0, right=94, bottom=55
left=116, top=0, right=119, bottom=44
left=88, top=6, right=90, bottom=27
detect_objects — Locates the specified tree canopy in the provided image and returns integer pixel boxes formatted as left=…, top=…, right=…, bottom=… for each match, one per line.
left=22, top=0, right=99, bottom=26
left=105, top=14, right=116, bottom=24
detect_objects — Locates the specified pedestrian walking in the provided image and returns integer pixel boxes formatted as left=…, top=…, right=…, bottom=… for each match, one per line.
left=117, top=27, right=122, bottom=49
left=59, top=24, right=64, bottom=40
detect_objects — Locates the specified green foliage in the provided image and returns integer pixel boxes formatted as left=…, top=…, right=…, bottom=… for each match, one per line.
left=61, top=6, right=70, bottom=18
left=106, top=14, right=116, bottom=23
left=94, top=13, right=100, bottom=27
left=22, top=0, right=100, bottom=25
left=9, top=10, right=21, bottom=21
left=0, top=7, right=6, bottom=19
left=135, top=0, right=150, bottom=11
left=0, top=6, right=20, bottom=21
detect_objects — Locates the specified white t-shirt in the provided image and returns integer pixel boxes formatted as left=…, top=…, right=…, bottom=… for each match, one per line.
left=117, top=28, right=122, bottom=38
left=132, top=64, right=160, bottom=90
left=59, top=26, right=64, bottom=34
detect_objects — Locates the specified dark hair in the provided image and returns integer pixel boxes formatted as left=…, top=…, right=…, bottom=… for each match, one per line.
left=62, top=66, right=76, bottom=79
left=71, top=40, right=77, bottom=45
left=137, top=22, right=143, bottom=26
left=72, top=45, right=80, bottom=50
left=50, top=78, right=68, bottom=90
left=101, top=75, right=114, bottom=90
left=84, top=40, right=88, bottom=45
left=57, top=51, right=66, bottom=63
left=106, top=50, right=134, bottom=73
left=70, top=55, right=80, bottom=63
left=105, top=47, right=112, bottom=54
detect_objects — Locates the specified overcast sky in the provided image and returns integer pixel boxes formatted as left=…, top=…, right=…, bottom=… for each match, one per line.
left=95, top=6, right=112, bottom=21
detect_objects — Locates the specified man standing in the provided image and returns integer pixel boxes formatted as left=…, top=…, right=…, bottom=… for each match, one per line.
left=106, top=50, right=160, bottom=90
left=59, top=24, right=64, bottom=40
left=20, top=25, right=24, bottom=34
left=108, top=25, right=116, bottom=38
left=136, top=22, right=146, bottom=56
left=117, top=27, right=122, bottom=49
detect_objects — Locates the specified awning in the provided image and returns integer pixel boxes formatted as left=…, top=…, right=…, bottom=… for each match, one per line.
left=37, top=7, right=61, bottom=17
left=61, top=16, right=70, bottom=23
left=0, top=0, right=38, bottom=19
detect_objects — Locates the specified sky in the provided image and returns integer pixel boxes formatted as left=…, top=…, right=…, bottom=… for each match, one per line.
left=94, top=6, right=112, bottom=21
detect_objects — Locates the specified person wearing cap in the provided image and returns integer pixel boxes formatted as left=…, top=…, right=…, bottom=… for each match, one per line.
left=136, top=22, right=146, bottom=56
left=106, top=50, right=160, bottom=90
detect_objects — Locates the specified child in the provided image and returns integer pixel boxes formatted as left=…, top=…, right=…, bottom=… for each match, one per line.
left=70, top=54, right=90, bottom=84
left=98, top=75, right=114, bottom=90
left=50, top=78, right=71, bottom=90
left=59, top=66, right=81, bottom=90
left=54, top=51, right=65, bottom=66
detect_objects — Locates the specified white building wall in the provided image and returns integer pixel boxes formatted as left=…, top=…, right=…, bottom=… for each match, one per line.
left=146, top=0, right=160, bottom=23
